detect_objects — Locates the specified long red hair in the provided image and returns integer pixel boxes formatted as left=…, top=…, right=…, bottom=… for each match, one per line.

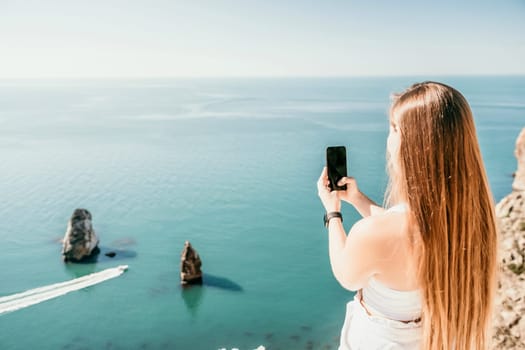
left=388, top=82, right=498, bottom=349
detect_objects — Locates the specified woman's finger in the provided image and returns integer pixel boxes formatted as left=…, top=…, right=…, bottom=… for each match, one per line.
left=337, top=176, right=355, bottom=187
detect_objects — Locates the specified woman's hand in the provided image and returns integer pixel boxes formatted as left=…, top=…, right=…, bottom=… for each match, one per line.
left=336, top=176, right=361, bottom=206
left=338, top=176, right=384, bottom=217
left=317, top=167, right=341, bottom=213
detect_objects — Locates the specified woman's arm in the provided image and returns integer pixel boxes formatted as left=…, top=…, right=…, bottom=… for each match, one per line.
left=317, top=168, right=382, bottom=290
left=327, top=217, right=382, bottom=291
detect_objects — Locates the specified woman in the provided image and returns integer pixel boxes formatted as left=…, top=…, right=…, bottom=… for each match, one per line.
left=317, top=81, right=497, bottom=350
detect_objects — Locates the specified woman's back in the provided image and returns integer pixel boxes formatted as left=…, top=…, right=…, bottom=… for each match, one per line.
left=360, top=203, right=422, bottom=322
left=337, top=205, right=424, bottom=350
left=359, top=204, right=420, bottom=292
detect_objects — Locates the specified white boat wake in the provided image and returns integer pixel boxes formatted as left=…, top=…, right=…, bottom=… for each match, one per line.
left=0, top=265, right=128, bottom=315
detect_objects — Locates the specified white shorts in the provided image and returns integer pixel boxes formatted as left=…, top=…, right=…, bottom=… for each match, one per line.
left=338, top=294, right=422, bottom=350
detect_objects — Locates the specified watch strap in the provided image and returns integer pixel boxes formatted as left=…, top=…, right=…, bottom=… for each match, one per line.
left=324, top=211, right=343, bottom=228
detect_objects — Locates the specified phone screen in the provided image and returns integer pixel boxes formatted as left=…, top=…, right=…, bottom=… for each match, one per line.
left=326, top=146, right=347, bottom=191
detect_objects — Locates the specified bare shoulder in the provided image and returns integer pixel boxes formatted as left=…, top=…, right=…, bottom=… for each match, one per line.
left=339, top=210, right=416, bottom=290
left=336, top=210, right=409, bottom=290
left=347, top=210, right=409, bottom=259
left=350, top=210, right=407, bottom=241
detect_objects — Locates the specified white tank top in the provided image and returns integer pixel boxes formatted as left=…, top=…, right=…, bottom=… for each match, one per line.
left=361, top=277, right=422, bottom=321
left=361, top=203, right=422, bottom=322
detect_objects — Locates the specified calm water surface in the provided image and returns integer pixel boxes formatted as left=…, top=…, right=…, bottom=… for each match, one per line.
left=0, top=77, right=523, bottom=349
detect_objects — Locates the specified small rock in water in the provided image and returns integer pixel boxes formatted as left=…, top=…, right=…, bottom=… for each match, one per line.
left=62, top=208, right=100, bottom=262
left=105, top=251, right=117, bottom=258
left=180, top=241, right=203, bottom=285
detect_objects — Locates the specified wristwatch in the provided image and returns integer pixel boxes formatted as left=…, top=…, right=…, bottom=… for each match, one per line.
left=323, top=211, right=343, bottom=228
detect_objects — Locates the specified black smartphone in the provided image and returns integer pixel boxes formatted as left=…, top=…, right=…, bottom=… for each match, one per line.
left=326, top=146, right=348, bottom=191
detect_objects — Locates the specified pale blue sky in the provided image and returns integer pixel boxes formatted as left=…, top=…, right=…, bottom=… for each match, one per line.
left=0, top=0, right=524, bottom=78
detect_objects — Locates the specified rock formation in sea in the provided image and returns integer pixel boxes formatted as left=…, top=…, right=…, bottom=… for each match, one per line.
left=180, top=241, right=203, bottom=285
left=492, top=127, right=525, bottom=349
left=62, top=208, right=100, bottom=262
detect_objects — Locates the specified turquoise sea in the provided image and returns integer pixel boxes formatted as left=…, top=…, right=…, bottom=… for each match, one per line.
left=0, top=77, right=523, bottom=350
